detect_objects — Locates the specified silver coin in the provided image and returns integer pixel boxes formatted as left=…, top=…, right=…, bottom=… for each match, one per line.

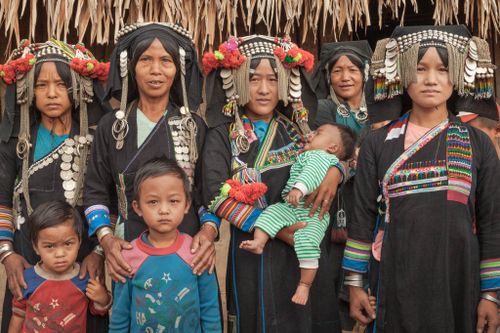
left=290, top=75, right=301, bottom=85
left=64, top=146, right=75, bottom=155
left=220, top=68, right=232, bottom=79
left=53, top=153, right=59, bottom=159
left=64, top=191, right=75, bottom=200
left=289, top=89, right=301, bottom=98
left=291, top=68, right=300, bottom=77
left=42, top=159, right=49, bottom=167
left=78, top=136, right=88, bottom=144
left=72, top=163, right=80, bottom=172
left=60, top=170, right=73, bottom=181
left=63, top=180, right=76, bottom=191
left=385, top=39, right=397, bottom=50
left=61, top=154, right=72, bottom=163
left=86, top=134, right=93, bottom=142
left=175, top=146, right=183, bottom=154
left=74, top=156, right=80, bottom=165
left=222, top=81, right=233, bottom=90
left=61, top=162, right=72, bottom=171
left=64, top=138, right=75, bottom=147
left=182, top=146, right=189, bottom=154
left=465, top=58, right=477, bottom=71
left=464, top=73, right=475, bottom=84
left=225, top=86, right=236, bottom=98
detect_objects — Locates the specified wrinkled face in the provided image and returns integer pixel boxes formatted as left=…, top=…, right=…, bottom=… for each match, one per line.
left=407, top=47, right=453, bottom=111
left=34, top=62, right=72, bottom=119
left=134, top=38, right=177, bottom=101
left=304, top=124, right=341, bottom=156
left=245, top=58, right=279, bottom=121
left=132, top=174, right=190, bottom=238
left=330, top=55, right=363, bottom=101
left=34, top=221, right=81, bottom=275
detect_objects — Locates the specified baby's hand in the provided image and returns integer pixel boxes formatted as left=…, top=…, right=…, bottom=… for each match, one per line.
left=86, top=277, right=110, bottom=307
left=287, top=188, right=303, bottom=207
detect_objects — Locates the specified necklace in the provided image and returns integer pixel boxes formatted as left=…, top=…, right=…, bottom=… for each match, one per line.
left=330, top=87, right=368, bottom=123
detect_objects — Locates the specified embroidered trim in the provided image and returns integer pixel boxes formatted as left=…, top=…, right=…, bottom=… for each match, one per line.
left=480, top=259, right=500, bottom=291
left=85, top=205, right=111, bottom=236
left=387, top=161, right=448, bottom=197
left=446, top=123, right=472, bottom=204
left=385, top=113, right=409, bottom=141
left=382, top=118, right=449, bottom=223
left=198, top=206, right=221, bottom=229
left=209, top=196, right=260, bottom=232
left=117, top=174, right=128, bottom=220
left=342, top=238, right=371, bottom=273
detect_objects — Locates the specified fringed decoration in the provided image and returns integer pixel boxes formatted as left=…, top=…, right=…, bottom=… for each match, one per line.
left=223, top=100, right=237, bottom=117
left=472, top=37, right=495, bottom=99
left=291, top=101, right=311, bottom=135
left=400, top=42, right=419, bottom=89
left=371, top=38, right=390, bottom=101
left=275, top=55, right=289, bottom=106
left=233, top=55, right=251, bottom=107
left=446, top=43, right=466, bottom=95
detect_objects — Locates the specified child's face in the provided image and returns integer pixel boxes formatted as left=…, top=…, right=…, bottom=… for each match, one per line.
left=34, top=221, right=81, bottom=275
left=133, top=174, right=190, bottom=240
left=304, top=125, right=341, bottom=155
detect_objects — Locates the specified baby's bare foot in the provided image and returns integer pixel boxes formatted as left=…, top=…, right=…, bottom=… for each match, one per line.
left=239, top=240, right=265, bottom=254
left=291, top=282, right=311, bottom=305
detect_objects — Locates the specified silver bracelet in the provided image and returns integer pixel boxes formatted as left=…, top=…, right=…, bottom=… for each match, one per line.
left=344, top=280, right=364, bottom=288
left=0, top=251, right=14, bottom=264
left=93, top=245, right=105, bottom=257
left=481, top=293, right=500, bottom=306
left=345, top=274, right=363, bottom=281
left=0, top=243, right=13, bottom=258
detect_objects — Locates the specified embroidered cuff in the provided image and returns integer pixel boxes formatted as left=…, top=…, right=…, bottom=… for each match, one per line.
left=480, top=259, right=500, bottom=291
left=342, top=238, right=371, bottom=273
left=333, top=162, right=346, bottom=185
left=210, top=196, right=261, bottom=233
left=85, top=205, right=112, bottom=237
left=0, top=205, right=15, bottom=242
left=198, top=206, right=221, bottom=229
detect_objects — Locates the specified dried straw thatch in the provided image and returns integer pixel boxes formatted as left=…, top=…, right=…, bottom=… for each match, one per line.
left=0, top=0, right=498, bottom=54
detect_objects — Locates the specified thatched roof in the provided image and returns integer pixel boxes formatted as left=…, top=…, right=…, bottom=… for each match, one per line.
left=0, top=0, right=498, bottom=54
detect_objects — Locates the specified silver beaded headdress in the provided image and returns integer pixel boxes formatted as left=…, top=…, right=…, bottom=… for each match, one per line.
left=203, top=35, right=315, bottom=154
left=371, top=25, right=495, bottom=101
left=0, top=39, right=109, bottom=213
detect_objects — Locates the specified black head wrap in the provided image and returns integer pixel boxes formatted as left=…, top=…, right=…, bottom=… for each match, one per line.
left=106, top=23, right=203, bottom=111
left=311, top=40, right=372, bottom=99
left=368, top=25, right=496, bottom=123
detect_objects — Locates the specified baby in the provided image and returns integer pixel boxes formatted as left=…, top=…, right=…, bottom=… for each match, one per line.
left=241, top=123, right=356, bottom=305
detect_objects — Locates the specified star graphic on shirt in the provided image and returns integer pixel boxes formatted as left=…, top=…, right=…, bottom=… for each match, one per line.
left=161, top=272, right=172, bottom=284
left=50, top=298, right=59, bottom=309
left=33, top=303, right=40, bottom=311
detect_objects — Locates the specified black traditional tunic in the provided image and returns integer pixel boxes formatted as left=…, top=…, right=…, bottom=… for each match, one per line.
left=84, top=103, right=208, bottom=241
left=342, top=113, right=500, bottom=332
left=0, top=121, right=107, bottom=332
left=202, top=113, right=341, bottom=333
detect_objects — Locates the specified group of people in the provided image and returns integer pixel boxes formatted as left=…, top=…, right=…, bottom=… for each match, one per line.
left=0, top=21, right=498, bottom=333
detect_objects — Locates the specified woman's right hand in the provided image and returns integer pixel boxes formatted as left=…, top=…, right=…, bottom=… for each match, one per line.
left=100, top=234, right=133, bottom=283
left=349, top=286, right=376, bottom=325
left=275, top=222, right=306, bottom=246
left=3, top=253, right=31, bottom=299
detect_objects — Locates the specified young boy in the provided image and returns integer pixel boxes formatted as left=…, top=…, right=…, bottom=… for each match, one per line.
left=8, top=200, right=111, bottom=332
left=240, top=123, right=356, bottom=305
left=109, top=157, right=221, bottom=333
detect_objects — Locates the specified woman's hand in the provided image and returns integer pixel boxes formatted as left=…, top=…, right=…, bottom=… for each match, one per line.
left=3, top=253, right=31, bottom=299
left=100, top=234, right=133, bottom=283
left=349, top=286, right=376, bottom=325
left=476, top=295, right=499, bottom=333
left=191, top=225, right=216, bottom=275
left=304, top=167, right=342, bottom=219
left=79, top=251, right=105, bottom=280
left=275, top=222, right=306, bottom=246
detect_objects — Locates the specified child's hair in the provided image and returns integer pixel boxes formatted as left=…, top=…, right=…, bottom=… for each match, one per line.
left=133, top=157, right=191, bottom=201
left=325, top=123, right=357, bottom=161
left=29, top=200, right=84, bottom=244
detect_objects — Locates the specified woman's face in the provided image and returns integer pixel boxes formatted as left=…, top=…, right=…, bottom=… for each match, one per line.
left=245, top=58, right=279, bottom=121
left=407, top=47, right=453, bottom=111
left=34, top=62, right=72, bottom=119
left=134, top=38, right=177, bottom=101
left=330, top=55, right=363, bottom=101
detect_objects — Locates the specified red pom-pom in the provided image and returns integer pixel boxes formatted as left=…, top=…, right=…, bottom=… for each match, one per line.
left=202, top=52, right=219, bottom=75
left=227, top=181, right=268, bottom=205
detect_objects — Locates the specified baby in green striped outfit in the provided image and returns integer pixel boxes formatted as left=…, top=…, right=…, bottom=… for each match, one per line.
left=240, top=123, right=356, bottom=305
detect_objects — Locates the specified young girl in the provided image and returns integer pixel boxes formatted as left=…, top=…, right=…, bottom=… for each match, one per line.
left=8, top=201, right=111, bottom=332
left=109, top=157, right=221, bottom=332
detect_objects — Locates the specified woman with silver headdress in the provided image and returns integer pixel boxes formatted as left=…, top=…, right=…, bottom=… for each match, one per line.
left=83, top=23, right=219, bottom=284
left=0, top=39, right=111, bottom=332
left=202, top=35, right=344, bottom=332
left=342, top=25, right=500, bottom=332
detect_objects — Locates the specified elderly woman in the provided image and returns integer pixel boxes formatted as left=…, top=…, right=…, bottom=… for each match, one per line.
left=83, top=23, right=218, bottom=283
left=343, top=25, right=500, bottom=332
left=0, top=40, right=110, bottom=332
left=202, top=35, right=344, bottom=332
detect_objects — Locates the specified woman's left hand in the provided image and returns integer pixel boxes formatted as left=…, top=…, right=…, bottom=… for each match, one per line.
left=191, top=225, right=217, bottom=275
left=476, top=296, right=499, bottom=333
left=304, top=167, right=342, bottom=219
left=79, top=251, right=105, bottom=280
